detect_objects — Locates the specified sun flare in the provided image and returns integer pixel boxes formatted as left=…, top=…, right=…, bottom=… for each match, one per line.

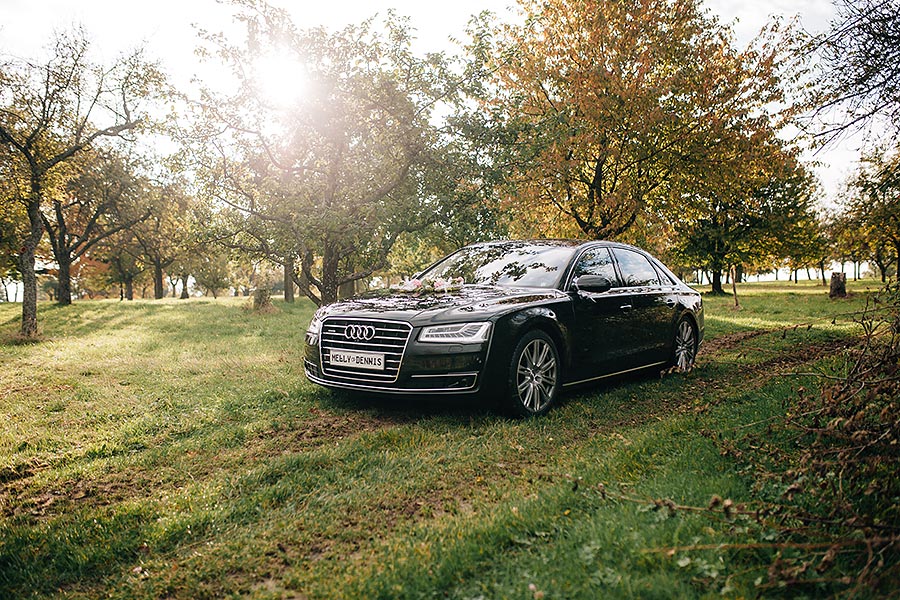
left=252, top=51, right=308, bottom=108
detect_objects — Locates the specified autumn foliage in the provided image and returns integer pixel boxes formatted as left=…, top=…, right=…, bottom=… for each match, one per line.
left=477, top=0, right=798, bottom=242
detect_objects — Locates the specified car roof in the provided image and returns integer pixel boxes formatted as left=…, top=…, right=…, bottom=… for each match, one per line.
left=466, top=239, right=647, bottom=252
left=466, top=239, right=587, bottom=249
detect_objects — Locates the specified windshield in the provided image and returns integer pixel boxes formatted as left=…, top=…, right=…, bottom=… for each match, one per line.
left=421, top=242, right=577, bottom=288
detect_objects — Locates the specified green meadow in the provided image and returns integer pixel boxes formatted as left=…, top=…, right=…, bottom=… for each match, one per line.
left=0, top=281, right=878, bottom=598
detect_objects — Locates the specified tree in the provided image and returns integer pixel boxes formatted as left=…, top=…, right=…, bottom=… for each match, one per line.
left=783, top=210, right=832, bottom=284
left=75, top=255, right=114, bottom=299
left=674, top=132, right=818, bottom=294
left=810, top=0, right=900, bottom=141
left=473, top=0, right=797, bottom=240
left=132, top=181, right=195, bottom=299
left=0, top=27, right=163, bottom=336
left=188, top=1, right=463, bottom=305
left=96, top=230, right=147, bottom=300
left=40, top=149, right=151, bottom=304
left=192, top=246, right=233, bottom=299
left=847, top=147, right=900, bottom=279
left=0, top=145, right=26, bottom=300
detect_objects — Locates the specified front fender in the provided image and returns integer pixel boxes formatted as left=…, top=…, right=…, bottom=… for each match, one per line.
left=484, top=306, right=571, bottom=393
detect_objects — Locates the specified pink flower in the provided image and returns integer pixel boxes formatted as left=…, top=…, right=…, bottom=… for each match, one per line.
left=392, top=276, right=464, bottom=293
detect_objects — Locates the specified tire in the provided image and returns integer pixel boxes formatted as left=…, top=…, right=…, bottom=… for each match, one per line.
left=672, top=316, right=698, bottom=372
left=504, top=330, right=561, bottom=417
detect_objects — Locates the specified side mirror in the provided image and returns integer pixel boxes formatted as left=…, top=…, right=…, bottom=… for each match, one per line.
left=573, top=275, right=612, bottom=294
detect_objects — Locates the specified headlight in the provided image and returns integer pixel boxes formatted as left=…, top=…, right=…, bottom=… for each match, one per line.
left=419, top=322, right=491, bottom=343
left=305, top=311, right=324, bottom=345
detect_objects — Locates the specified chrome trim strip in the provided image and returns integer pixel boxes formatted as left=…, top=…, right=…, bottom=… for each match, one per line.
left=409, top=371, right=480, bottom=379
left=562, top=361, right=668, bottom=388
left=305, top=365, right=479, bottom=394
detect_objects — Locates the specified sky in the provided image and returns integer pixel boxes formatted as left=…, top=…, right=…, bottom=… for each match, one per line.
left=0, top=0, right=862, bottom=198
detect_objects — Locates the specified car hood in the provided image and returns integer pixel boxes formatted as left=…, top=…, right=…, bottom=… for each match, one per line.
left=317, top=285, right=568, bottom=326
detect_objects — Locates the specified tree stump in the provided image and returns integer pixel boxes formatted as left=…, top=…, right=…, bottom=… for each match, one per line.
left=829, top=273, right=847, bottom=298
left=251, top=288, right=277, bottom=313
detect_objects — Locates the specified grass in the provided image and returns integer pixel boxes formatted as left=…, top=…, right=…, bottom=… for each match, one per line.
left=0, top=280, right=877, bottom=599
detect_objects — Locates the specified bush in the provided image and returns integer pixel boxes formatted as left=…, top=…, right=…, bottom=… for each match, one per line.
left=738, top=282, right=900, bottom=594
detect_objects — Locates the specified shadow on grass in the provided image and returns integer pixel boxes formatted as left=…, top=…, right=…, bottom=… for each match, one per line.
left=315, top=387, right=493, bottom=423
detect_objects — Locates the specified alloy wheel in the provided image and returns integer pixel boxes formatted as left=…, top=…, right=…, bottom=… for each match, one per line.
left=674, top=320, right=696, bottom=372
left=515, top=337, right=558, bottom=412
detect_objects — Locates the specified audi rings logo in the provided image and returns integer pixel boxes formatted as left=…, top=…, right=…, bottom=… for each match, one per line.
left=345, top=324, right=376, bottom=341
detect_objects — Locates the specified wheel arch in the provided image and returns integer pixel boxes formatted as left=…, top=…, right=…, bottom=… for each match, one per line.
left=505, top=307, right=569, bottom=379
left=671, top=309, right=700, bottom=370
left=676, top=308, right=699, bottom=338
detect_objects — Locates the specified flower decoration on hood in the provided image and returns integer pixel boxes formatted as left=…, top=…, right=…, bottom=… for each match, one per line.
left=392, top=277, right=464, bottom=294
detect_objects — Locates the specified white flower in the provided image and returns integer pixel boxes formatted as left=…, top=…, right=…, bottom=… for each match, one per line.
left=391, top=276, right=464, bottom=293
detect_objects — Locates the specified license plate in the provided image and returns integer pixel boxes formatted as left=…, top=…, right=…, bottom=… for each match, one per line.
left=329, top=350, right=385, bottom=370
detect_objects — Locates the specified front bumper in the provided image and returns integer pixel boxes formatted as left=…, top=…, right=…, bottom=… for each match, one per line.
left=304, top=329, right=490, bottom=395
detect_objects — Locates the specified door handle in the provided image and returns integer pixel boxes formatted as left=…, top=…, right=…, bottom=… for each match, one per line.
left=665, top=298, right=677, bottom=307
left=619, top=304, right=633, bottom=311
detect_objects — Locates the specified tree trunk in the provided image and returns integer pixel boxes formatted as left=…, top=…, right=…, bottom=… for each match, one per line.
left=320, top=245, right=340, bottom=305
left=774, top=268, right=779, bottom=281
left=793, top=269, right=798, bottom=283
left=734, top=263, right=744, bottom=284
left=711, top=270, right=725, bottom=294
left=829, top=273, right=847, bottom=299
left=19, top=250, right=39, bottom=337
left=292, top=269, right=310, bottom=302
left=153, top=261, right=165, bottom=299
left=874, top=260, right=887, bottom=282
left=180, top=275, right=189, bottom=299
left=252, top=288, right=273, bottom=311
left=20, top=195, right=43, bottom=337
left=731, top=266, right=740, bottom=309
left=124, top=277, right=134, bottom=301
left=339, top=279, right=355, bottom=299
left=284, top=255, right=295, bottom=303
left=818, top=260, right=827, bottom=286
left=57, top=256, right=73, bottom=305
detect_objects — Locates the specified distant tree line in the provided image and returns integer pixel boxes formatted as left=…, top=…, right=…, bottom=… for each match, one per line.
left=2, top=0, right=899, bottom=337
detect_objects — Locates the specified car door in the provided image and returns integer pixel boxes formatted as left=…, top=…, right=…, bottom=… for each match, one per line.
left=567, top=246, right=634, bottom=381
left=609, top=247, right=676, bottom=367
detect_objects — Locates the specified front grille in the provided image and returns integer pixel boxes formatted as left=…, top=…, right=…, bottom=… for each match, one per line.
left=319, top=318, right=412, bottom=384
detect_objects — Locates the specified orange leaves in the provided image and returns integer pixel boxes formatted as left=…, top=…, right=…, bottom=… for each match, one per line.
left=481, top=0, right=797, bottom=241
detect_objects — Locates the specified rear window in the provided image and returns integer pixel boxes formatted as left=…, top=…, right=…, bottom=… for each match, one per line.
left=611, top=248, right=660, bottom=287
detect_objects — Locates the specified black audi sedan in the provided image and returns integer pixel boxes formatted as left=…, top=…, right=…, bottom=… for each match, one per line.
left=304, top=240, right=703, bottom=416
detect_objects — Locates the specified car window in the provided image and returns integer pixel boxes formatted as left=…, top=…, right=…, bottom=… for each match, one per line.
left=611, top=248, right=660, bottom=287
left=653, top=262, right=678, bottom=286
left=422, top=242, right=577, bottom=288
left=572, top=247, right=618, bottom=284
